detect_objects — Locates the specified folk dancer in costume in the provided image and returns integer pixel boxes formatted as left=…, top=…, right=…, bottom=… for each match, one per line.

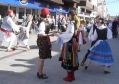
left=15, top=14, right=33, bottom=51
left=0, top=10, right=20, bottom=52
left=54, top=15, right=79, bottom=82
left=85, top=18, right=114, bottom=74
left=77, top=19, right=87, bottom=51
left=70, top=10, right=80, bottom=52
left=36, top=8, right=54, bottom=79
left=80, top=16, right=100, bottom=66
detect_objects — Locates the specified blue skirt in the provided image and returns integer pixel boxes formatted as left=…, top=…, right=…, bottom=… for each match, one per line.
left=88, top=40, right=114, bottom=66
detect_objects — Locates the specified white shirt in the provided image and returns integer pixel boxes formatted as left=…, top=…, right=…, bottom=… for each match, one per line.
left=108, top=22, right=112, bottom=30
left=1, top=16, right=20, bottom=32
left=65, top=22, right=74, bottom=33
left=79, top=24, right=85, bottom=31
left=38, top=22, right=45, bottom=34
left=58, top=22, right=74, bottom=43
left=88, top=24, right=97, bottom=40
left=61, top=18, right=66, bottom=25
left=89, top=25, right=112, bottom=41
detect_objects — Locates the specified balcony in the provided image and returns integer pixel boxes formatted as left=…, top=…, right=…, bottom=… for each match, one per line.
left=63, top=0, right=80, bottom=3
left=63, top=0, right=80, bottom=8
left=43, top=0, right=64, bottom=4
left=78, top=1, right=93, bottom=10
left=93, top=5, right=98, bottom=12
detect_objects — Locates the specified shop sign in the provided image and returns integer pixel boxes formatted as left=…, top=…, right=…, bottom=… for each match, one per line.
left=59, top=6, right=62, bottom=12
left=34, top=1, right=41, bottom=6
left=19, top=0, right=28, bottom=5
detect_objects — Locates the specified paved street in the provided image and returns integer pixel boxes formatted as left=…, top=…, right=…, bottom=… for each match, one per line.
left=0, top=33, right=119, bottom=84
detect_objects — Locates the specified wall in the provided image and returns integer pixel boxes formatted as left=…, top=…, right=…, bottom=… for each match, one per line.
left=91, top=0, right=98, bottom=6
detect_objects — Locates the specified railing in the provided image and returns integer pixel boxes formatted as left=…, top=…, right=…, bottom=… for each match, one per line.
left=63, top=0, right=80, bottom=3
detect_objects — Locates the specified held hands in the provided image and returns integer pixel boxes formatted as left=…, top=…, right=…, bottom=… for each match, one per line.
left=6, top=32, right=11, bottom=37
left=53, top=31, right=59, bottom=36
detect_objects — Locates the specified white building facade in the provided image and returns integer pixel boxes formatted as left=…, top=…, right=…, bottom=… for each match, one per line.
left=97, top=0, right=108, bottom=17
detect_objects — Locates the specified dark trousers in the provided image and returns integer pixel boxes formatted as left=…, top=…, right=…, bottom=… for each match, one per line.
left=112, top=28, right=118, bottom=38
left=81, top=41, right=97, bottom=63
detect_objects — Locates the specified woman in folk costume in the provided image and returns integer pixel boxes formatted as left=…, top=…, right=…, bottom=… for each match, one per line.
left=15, top=14, right=33, bottom=51
left=77, top=19, right=87, bottom=51
left=0, top=10, right=20, bottom=52
left=54, top=14, right=79, bottom=82
left=85, top=18, right=114, bottom=74
left=37, top=8, right=54, bottom=79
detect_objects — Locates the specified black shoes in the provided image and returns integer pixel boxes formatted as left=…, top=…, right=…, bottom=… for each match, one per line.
left=37, top=72, right=48, bottom=79
left=77, top=50, right=80, bottom=52
left=80, top=62, right=84, bottom=66
left=85, top=66, right=88, bottom=70
left=104, top=71, right=111, bottom=74
left=84, top=66, right=111, bottom=74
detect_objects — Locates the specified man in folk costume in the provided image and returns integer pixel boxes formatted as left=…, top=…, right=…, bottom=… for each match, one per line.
left=0, top=10, right=20, bottom=52
left=70, top=10, right=82, bottom=52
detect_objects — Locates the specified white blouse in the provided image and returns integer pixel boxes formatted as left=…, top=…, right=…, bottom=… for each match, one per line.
left=89, top=25, right=112, bottom=41
left=79, top=24, right=85, bottom=31
left=58, top=22, right=74, bottom=43
left=21, top=21, right=32, bottom=38
left=38, top=22, right=45, bottom=34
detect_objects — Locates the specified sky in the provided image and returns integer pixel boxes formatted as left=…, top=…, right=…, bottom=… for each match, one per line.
left=105, top=0, right=119, bottom=16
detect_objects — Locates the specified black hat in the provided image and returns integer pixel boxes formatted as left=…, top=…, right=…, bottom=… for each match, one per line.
left=99, top=18, right=105, bottom=24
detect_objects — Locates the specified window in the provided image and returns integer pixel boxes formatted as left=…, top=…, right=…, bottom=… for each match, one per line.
left=19, top=8, right=24, bottom=19
left=32, top=9, right=38, bottom=16
left=35, top=9, right=38, bottom=15
left=10, top=7, right=16, bottom=15
left=0, top=5, right=8, bottom=19
left=26, top=9, right=31, bottom=16
left=32, top=9, right=35, bottom=15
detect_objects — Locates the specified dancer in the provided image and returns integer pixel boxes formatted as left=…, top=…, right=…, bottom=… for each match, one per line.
left=80, top=16, right=100, bottom=66
left=37, top=8, right=53, bottom=79
left=77, top=19, right=87, bottom=52
left=85, top=18, right=114, bottom=74
left=15, top=14, right=33, bottom=51
left=54, top=14, right=79, bottom=82
left=0, top=10, right=20, bottom=52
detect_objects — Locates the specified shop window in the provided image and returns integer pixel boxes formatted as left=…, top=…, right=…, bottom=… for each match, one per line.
left=19, top=8, right=24, bottom=19
left=0, top=5, right=8, bottom=19
left=32, top=9, right=38, bottom=16
left=32, top=9, right=35, bottom=16
left=10, top=7, right=16, bottom=15
left=35, top=9, right=38, bottom=15
left=26, top=9, right=31, bottom=16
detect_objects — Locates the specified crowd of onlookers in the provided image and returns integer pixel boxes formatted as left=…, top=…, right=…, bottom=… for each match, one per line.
left=106, top=17, right=119, bottom=38
left=30, top=14, right=119, bottom=39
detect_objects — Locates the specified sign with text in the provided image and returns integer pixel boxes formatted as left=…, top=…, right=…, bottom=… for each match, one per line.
left=19, top=0, right=28, bottom=5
